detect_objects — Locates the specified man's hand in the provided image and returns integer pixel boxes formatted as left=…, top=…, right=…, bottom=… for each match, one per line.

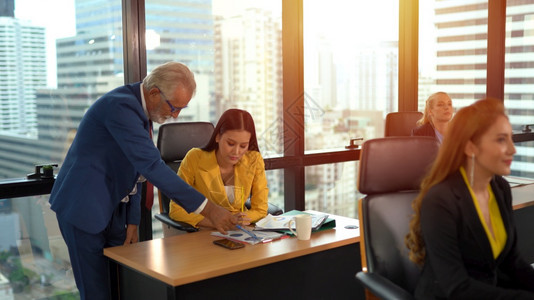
left=200, top=201, right=238, bottom=234
left=123, top=224, right=139, bottom=245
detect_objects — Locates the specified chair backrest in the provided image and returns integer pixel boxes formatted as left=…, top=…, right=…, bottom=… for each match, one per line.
left=156, top=121, right=214, bottom=213
left=385, top=111, right=423, bottom=137
left=357, top=136, right=439, bottom=293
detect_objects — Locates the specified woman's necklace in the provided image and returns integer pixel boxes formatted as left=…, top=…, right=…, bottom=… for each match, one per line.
left=221, top=167, right=234, bottom=185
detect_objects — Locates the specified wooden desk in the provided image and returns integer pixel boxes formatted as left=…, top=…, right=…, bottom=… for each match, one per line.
left=104, top=213, right=364, bottom=299
left=512, top=184, right=534, bottom=263
left=511, top=183, right=534, bottom=210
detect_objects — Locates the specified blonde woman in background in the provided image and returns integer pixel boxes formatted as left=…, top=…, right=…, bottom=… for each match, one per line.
left=412, top=92, right=453, bottom=144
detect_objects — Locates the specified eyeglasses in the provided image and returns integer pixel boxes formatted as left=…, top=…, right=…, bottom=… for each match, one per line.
left=165, top=99, right=187, bottom=113
left=155, top=86, right=188, bottom=113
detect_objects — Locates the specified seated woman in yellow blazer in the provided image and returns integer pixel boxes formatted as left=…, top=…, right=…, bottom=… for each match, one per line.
left=169, top=109, right=269, bottom=228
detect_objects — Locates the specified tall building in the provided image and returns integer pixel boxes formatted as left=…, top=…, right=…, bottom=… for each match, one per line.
left=503, top=1, right=534, bottom=177
left=0, top=1, right=46, bottom=178
left=214, top=8, right=283, bottom=154
left=213, top=7, right=284, bottom=206
left=433, top=1, right=487, bottom=107
left=0, top=0, right=14, bottom=18
left=346, top=41, right=398, bottom=114
left=432, top=0, right=534, bottom=177
left=305, top=33, right=398, bottom=140
left=0, top=16, right=46, bottom=137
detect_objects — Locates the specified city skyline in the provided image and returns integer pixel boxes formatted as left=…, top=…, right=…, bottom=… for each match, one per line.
left=2, top=0, right=534, bottom=184
left=1, top=1, right=534, bottom=196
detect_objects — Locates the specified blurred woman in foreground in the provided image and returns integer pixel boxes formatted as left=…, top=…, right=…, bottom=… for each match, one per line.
left=406, top=98, right=534, bottom=299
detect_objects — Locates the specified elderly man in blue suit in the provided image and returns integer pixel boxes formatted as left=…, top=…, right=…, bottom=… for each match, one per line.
left=49, top=61, right=237, bottom=300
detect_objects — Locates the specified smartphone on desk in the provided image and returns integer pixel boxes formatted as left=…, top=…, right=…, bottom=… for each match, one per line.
left=213, top=238, right=245, bottom=250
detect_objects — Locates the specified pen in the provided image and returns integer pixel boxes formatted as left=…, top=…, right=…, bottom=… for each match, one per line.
left=236, top=224, right=260, bottom=241
left=261, top=234, right=290, bottom=244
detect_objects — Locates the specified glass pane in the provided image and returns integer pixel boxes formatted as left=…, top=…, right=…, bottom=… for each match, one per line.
left=1, top=196, right=79, bottom=298
left=0, top=0, right=124, bottom=179
left=145, top=0, right=283, bottom=235
left=304, top=1, right=399, bottom=150
left=305, top=161, right=359, bottom=219
left=505, top=0, right=534, bottom=178
left=266, top=169, right=284, bottom=210
left=0, top=0, right=123, bottom=297
left=418, top=1, right=489, bottom=112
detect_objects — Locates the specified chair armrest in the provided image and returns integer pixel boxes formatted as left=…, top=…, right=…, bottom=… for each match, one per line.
left=245, top=200, right=284, bottom=216
left=267, top=202, right=283, bottom=215
left=355, top=271, right=414, bottom=300
left=154, top=213, right=199, bottom=233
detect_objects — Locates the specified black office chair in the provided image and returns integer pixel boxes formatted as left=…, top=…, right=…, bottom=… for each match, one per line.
left=156, top=122, right=215, bottom=234
left=355, top=136, right=439, bottom=299
left=384, top=111, right=423, bottom=137
left=155, top=122, right=283, bottom=236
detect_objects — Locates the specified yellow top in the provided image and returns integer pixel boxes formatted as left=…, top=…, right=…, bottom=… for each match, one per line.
left=460, top=167, right=507, bottom=259
left=169, top=148, right=269, bottom=227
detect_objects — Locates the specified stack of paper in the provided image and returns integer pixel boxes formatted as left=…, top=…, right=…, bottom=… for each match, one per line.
left=254, top=212, right=329, bottom=231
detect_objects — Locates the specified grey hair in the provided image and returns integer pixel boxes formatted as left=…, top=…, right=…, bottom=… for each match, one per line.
left=142, top=61, right=196, bottom=96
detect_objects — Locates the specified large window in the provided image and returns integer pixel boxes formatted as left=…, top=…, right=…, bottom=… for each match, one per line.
left=304, top=0, right=399, bottom=147
left=0, top=0, right=123, bottom=297
left=303, top=0, right=398, bottom=217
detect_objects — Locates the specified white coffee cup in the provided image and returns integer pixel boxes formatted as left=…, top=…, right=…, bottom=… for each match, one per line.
left=288, top=214, right=312, bottom=240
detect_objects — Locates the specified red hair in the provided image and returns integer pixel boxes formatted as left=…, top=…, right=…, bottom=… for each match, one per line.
left=405, top=98, right=506, bottom=265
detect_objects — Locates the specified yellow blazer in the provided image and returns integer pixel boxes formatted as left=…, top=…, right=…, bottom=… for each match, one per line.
left=169, top=148, right=269, bottom=227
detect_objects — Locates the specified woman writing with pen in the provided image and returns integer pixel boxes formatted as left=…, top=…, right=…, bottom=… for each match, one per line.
left=169, top=109, right=269, bottom=229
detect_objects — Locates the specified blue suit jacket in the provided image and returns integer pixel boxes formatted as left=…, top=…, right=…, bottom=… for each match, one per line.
left=49, top=82, right=205, bottom=234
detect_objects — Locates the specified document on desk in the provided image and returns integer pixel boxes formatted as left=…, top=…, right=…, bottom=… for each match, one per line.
left=211, top=230, right=286, bottom=245
left=254, top=211, right=330, bottom=231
